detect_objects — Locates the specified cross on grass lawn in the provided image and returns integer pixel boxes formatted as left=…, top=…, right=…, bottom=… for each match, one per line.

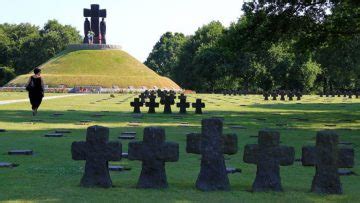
left=130, top=98, right=143, bottom=114
left=192, top=99, right=205, bottom=114
left=71, top=125, right=122, bottom=188
left=301, top=130, right=355, bottom=194
left=128, top=127, right=179, bottom=189
left=243, top=130, right=295, bottom=192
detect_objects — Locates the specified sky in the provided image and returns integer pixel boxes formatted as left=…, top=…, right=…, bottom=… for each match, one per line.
left=1, top=0, right=244, bottom=62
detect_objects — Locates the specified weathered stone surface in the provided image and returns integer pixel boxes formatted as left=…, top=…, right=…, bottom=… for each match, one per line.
left=71, top=125, right=122, bottom=188
left=128, top=127, right=179, bottom=189
left=301, top=130, right=355, bottom=194
left=145, top=95, right=159, bottom=114
left=243, top=130, right=295, bottom=192
left=160, top=95, right=175, bottom=114
left=192, top=99, right=205, bottom=114
left=130, top=98, right=143, bottom=114
left=186, top=119, right=238, bottom=191
left=83, top=4, right=107, bottom=44
left=176, top=97, right=190, bottom=114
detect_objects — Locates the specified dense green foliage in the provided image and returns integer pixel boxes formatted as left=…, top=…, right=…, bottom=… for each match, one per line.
left=0, top=20, right=81, bottom=79
left=145, top=0, right=360, bottom=93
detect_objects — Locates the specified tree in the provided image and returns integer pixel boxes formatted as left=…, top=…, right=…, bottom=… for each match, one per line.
left=144, top=32, right=187, bottom=78
left=173, top=21, right=225, bottom=89
left=0, top=67, right=15, bottom=86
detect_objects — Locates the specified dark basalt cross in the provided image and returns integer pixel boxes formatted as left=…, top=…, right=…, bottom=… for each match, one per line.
left=295, top=91, right=302, bottom=100
left=271, top=92, right=278, bottom=100
left=71, top=125, right=122, bottom=188
left=145, top=95, right=159, bottom=114
left=139, top=93, right=147, bottom=104
left=128, top=127, right=179, bottom=188
left=160, top=95, right=175, bottom=114
left=84, top=4, right=107, bottom=44
left=186, top=118, right=238, bottom=191
left=263, top=92, right=269, bottom=101
left=287, top=91, right=294, bottom=101
left=243, top=130, right=295, bottom=192
left=279, top=91, right=286, bottom=101
left=176, top=95, right=190, bottom=114
left=192, top=99, right=205, bottom=114
left=301, top=130, right=354, bottom=194
left=130, top=98, right=143, bottom=114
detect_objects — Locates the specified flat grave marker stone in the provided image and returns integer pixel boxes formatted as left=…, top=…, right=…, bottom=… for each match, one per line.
left=44, top=133, right=64, bottom=138
left=0, top=162, right=19, bottom=168
left=8, top=150, right=33, bottom=155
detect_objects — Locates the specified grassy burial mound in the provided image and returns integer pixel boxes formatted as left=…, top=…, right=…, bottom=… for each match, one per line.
left=7, top=50, right=180, bottom=89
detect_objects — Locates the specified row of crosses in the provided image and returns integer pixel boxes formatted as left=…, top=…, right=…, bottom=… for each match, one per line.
left=263, top=90, right=302, bottom=101
left=130, top=94, right=205, bottom=114
left=72, top=121, right=354, bottom=194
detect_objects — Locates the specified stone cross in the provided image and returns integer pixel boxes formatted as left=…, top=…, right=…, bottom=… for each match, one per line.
left=263, top=92, right=269, bottom=101
left=279, top=91, right=286, bottom=101
left=176, top=95, right=190, bottom=114
left=243, top=130, right=295, bottom=192
left=128, top=127, right=179, bottom=188
left=295, top=91, right=302, bottom=100
left=71, top=125, right=122, bottom=188
left=160, top=95, right=175, bottom=114
left=83, top=4, right=107, bottom=44
left=271, top=92, right=278, bottom=100
left=130, top=98, right=143, bottom=114
left=192, top=99, right=205, bottom=114
left=301, top=130, right=354, bottom=194
left=139, top=93, right=147, bottom=104
left=186, top=118, right=238, bottom=191
left=178, top=93, right=186, bottom=101
left=287, top=91, right=294, bottom=101
left=145, top=95, right=159, bottom=114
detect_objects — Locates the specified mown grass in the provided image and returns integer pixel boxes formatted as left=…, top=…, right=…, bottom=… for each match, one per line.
left=0, top=93, right=359, bottom=202
left=7, top=50, right=180, bottom=89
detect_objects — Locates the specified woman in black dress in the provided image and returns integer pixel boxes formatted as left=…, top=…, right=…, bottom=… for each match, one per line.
left=26, top=68, right=45, bottom=116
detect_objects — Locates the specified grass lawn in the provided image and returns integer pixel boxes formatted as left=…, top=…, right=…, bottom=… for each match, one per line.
left=8, top=50, right=180, bottom=89
left=0, top=93, right=359, bottom=202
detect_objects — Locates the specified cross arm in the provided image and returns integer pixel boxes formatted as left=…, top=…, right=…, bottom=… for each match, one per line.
left=222, top=134, right=238, bottom=155
left=83, top=9, right=91, bottom=17
left=186, top=133, right=201, bottom=154
left=243, top=144, right=259, bottom=164
left=301, top=146, right=316, bottom=166
left=157, top=142, right=179, bottom=162
left=99, top=9, right=107, bottom=18
left=278, top=145, right=295, bottom=166
left=71, top=141, right=87, bottom=160
left=105, top=142, right=122, bottom=161
left=338, top=147, right=354, bottom=168
left=128, top=141, right=143, bottom=161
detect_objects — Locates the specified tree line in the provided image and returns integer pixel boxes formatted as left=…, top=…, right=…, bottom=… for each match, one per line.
left=0, top=20, right=81, bottom=86
left=145, top=0, right=360, bottom=93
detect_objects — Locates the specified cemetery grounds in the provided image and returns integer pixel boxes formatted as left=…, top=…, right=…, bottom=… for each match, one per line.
left=0, top=92, right=359, bottom=202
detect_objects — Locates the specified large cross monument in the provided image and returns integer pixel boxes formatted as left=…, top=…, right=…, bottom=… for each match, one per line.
left=83, top=4, right=107, bottom=44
